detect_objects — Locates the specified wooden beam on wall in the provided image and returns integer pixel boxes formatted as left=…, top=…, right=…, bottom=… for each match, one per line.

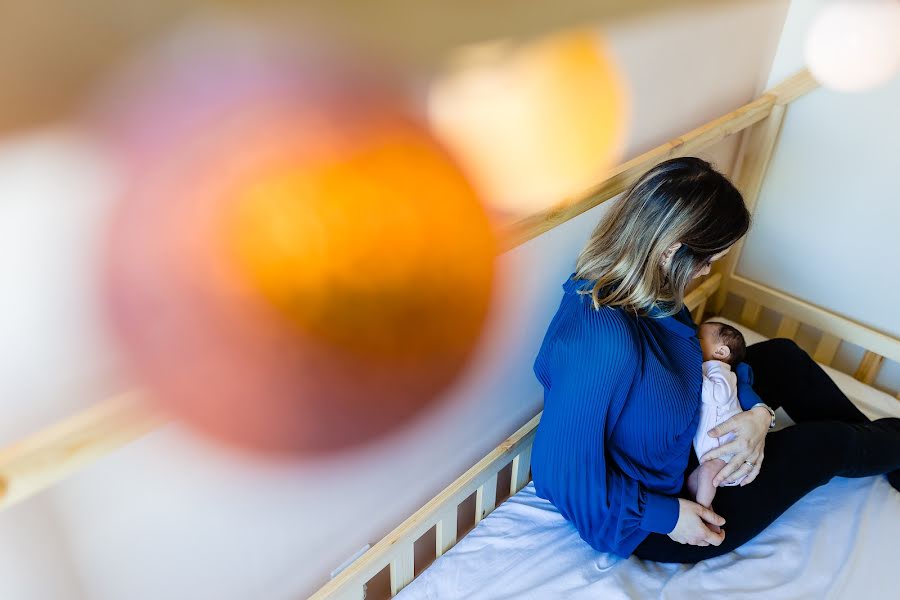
left=0, top=69, right=814, bottom=514
left=711, top=69, right=818, bottom=313
left=710, top=103, right=787, bottom=312
left=500, top=94, right=775, bottom=250
left=729, top=274, right=900, bottom=365
left=0, top=392, right=166, bottom=511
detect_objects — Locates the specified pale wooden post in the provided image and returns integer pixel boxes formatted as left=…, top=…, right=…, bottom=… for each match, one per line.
left=691, top=298, right=708, bottom=324
left=775, top=316, right=800, bottom=339
left=854, top=351, right=884, bottom=385
left=435, top=507, right=458, bottom=557
left=389, top=545, right=414, bottom=596
left=510, top=445, right=533, bottom=495
left=814, top=333, right=842, bottom=366
left=711, top=70, right=819, bottom=314
left=475, top=473, right=498, bottom=523
left=740, top=300, right=763, bottom=329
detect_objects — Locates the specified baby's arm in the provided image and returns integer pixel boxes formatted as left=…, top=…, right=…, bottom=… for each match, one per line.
left=702, top=361, right=734, bottom=407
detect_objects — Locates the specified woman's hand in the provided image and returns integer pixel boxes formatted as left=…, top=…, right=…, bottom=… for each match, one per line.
left=700, top=407, right=770, bottom=486
left=668, top=498, right=726, bottom=546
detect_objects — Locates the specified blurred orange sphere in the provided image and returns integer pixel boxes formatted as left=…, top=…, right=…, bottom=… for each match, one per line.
left=101, top=34, right=496, bottom=456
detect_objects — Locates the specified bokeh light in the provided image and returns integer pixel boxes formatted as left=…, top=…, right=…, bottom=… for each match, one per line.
left=427, top=29, right=628, bottom=216
left=804, top=1, right=900, bottom=93
left=98, top=26, right=496, bottom=456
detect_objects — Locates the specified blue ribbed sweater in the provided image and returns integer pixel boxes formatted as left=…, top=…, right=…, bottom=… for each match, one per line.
left=531, top=273, right=760, bottom=556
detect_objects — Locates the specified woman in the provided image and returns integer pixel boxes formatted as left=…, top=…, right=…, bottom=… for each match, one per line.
left=530, top=157, right=900, bottom=562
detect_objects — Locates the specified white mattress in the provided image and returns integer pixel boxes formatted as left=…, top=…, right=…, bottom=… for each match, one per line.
left=398, top=320, right=900, bottom=599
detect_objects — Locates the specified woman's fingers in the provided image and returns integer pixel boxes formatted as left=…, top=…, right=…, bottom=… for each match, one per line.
left=704, top=528, right=726, bottom=546
left=721, top=461, right=753, bottom=485
left=670, top=499, right=728, bottom=547
left=740, top=465, right=761, bottom=486
left=740, top=451, right=764, bottom=486
left=712, top=457, right=746, bottom=486
left=697, top=505, right=726, bottom=527
left=706, top=416, right=739, bottom=439
left=700, top=439, right=743, bottom=463
left=696, top=507, right=727, bottom=546
left=717, top=447, right=762, bottom=485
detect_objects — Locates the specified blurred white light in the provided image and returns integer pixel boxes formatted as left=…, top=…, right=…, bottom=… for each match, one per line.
left=804, top=1, right=900, bottom=92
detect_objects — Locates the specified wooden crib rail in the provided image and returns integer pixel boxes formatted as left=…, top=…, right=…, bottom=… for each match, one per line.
left=705, top=61, right=899, bottom=395
left=721, top=279, right=900, bottom=397
left=310, top=413, right=541, bottom=600
left=500, top=69, right=817, bottom=251
left=0, top=69, right=816, bottom=513
left=310, top=265, right=724, bottom=598
left=729, top=276, right=900, bottom=367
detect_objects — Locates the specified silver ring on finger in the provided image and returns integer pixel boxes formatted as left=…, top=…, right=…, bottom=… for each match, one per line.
left=743, top=460, right=754, bottom=468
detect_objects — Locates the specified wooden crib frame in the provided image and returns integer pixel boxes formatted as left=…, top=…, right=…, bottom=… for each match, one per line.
left=1, top=68, right=899, bottom=600
left=308, top=69, right=900, bottom=599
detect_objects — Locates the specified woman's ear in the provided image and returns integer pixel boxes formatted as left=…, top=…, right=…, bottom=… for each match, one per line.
left=659, top=241, right=683, bottom=270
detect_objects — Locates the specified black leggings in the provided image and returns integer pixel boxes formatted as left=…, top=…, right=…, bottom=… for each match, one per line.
left=634, top=338, right=900, bottom=563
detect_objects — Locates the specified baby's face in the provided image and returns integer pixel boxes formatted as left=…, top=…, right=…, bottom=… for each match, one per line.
left=698, top=323, right=729, bottom=362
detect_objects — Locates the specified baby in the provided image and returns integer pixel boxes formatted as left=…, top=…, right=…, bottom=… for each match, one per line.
left=687, top=321, right=749, bottom=510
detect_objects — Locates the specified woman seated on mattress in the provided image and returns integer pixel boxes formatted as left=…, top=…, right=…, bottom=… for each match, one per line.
left=530, top=156, right=900, bottom=562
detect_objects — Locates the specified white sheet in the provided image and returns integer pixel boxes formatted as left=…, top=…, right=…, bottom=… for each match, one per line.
left=398, top=321, right=900, bottom=600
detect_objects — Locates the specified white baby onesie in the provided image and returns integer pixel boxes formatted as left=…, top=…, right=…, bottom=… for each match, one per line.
left=693, top=360, right=746, bottom=486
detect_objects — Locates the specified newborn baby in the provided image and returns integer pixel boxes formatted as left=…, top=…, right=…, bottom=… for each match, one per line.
left=687, top=321, right=749, bottom=510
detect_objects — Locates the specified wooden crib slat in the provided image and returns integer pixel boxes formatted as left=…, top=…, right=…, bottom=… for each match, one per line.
left=510, top=445, right=533, bottom=495
left=814, top=333, right=841, bottom=366
left=435, top=507, right=457, bottom=557
left=310, top=413, right=541, bottom=600
left=389, top=544, right=414, bottom=596
left=740, top=299, right=762, bottom=328
left=475, top=473, right=497, bottom=523
left=854, top=351, right=884, bottom=385
left=775, top=316, right=800, bottom=339
left=691, top=298, right=708, bottom=325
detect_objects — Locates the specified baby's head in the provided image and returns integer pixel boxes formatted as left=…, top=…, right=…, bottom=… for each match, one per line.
left=698, top=321, right=746, bottom=367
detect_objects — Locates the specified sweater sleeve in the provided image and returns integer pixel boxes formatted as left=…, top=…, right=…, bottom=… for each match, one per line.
left=531, top=305, right=680, bottom=555
left=549, top=354, right=680, bottom=546
left=735, top=362, right=764, bottom=410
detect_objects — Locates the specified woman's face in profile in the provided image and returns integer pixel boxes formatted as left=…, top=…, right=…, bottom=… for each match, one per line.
left=693, top=247, right=730, bottom=279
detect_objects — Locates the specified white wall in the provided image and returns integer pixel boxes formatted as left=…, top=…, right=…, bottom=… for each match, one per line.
left=0, top=3, right=790, bottom=598
left=736, top=0, right=900, bottom=387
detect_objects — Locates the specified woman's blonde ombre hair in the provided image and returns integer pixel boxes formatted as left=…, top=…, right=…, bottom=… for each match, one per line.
left=574, top=157, right=749, bottom=316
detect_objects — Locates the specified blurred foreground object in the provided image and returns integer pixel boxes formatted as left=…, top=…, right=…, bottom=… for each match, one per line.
left=99, top=27, right=496, bottom=456
left=428, top=30, right=628, bottom=215
left=0, top=0, right=737, bottom=134
left=804, top=1, right=900, bottom=92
